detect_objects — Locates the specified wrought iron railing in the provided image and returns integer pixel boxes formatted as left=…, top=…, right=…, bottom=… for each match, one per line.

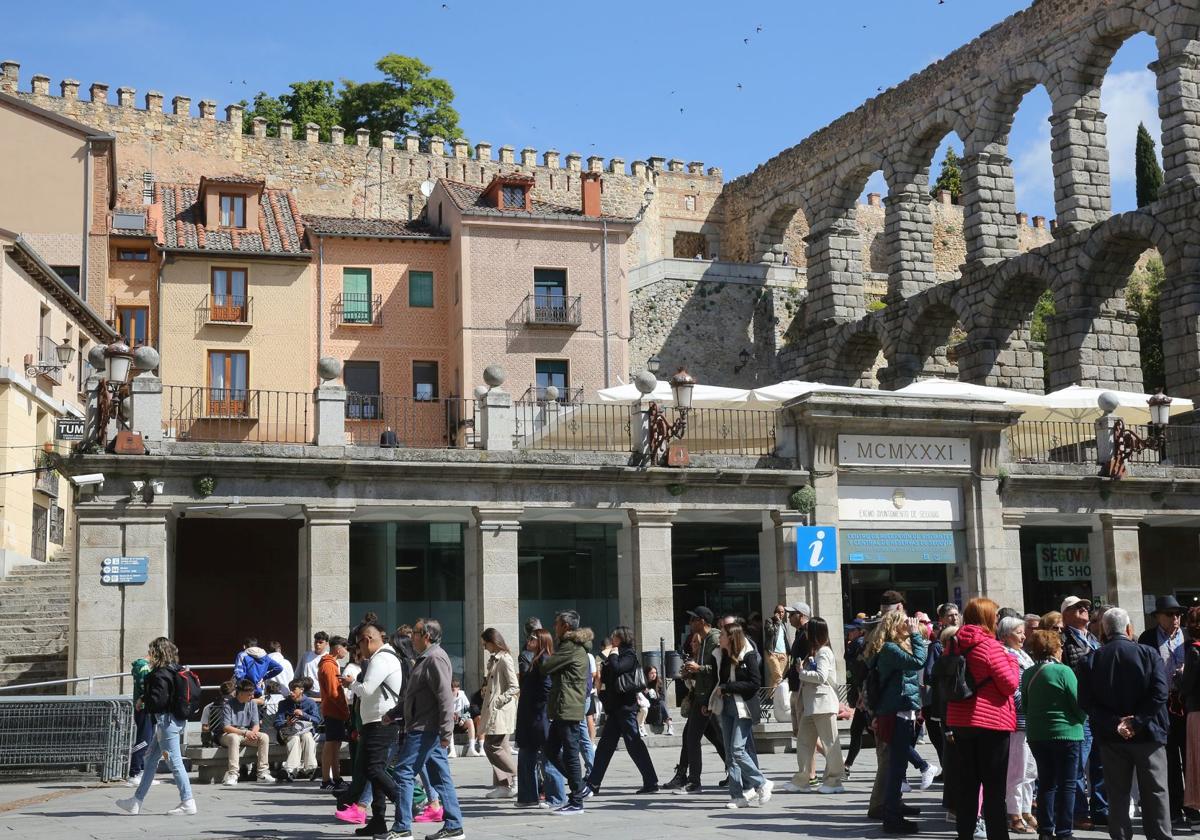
left=203, top=293, right=251, bottom=324
left=519, top=293, right=582, bottom=328
left=344, top=393, right=476, bottom=448
left=332, top=293, right=383, bottom=327
left=520, top=385, right=586, bottom=404
left=163, top=385, right=311, bottom=443
left=685, top=408, right=778, bottom=456
left=1006, top=420, right=1200, bottom=467
left=514, top=401, right=632, bottom=452
left=30, top=335, right=64, bottom=385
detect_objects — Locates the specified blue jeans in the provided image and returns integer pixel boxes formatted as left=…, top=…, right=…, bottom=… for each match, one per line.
left=884, top=716, right=915, bottom=824
left=1076, top=721, right=1108, bottom=818
left=517, top=742, right=566, bottom=806
left=135, top=715, right=191, bottom=803
left=391, top=730, right=463, bottom=832
left=546, top=719, right=585, bottom=806
left=718, top=703, right=765, bottom=799
left=1031, top=739, right=1081, bottom=838
left=578, top=719, right=594, bottom=776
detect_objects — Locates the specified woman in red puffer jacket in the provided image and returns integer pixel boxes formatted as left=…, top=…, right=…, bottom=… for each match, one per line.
left=945, top=598, right=1019, bottom=840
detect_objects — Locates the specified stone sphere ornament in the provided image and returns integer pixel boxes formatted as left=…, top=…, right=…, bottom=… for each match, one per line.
left=543, top=385, right=560, bottom=402
left=1097, top=391, right=1120, bottom=415
left=87, top=345, right=107, bottom=372
left=317, top=356, right=342, bottom=382
left=132, top=345, right=160, bottom=372
left=473, top=385, right=489, bottom=400
left=634, top=370, right=658, bottom=395
left=483, top=365, right=507, bottom=388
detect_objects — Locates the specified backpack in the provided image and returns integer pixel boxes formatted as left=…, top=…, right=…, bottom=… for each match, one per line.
left=863, top=659, right=895, bottom=714
left=931, top=638, right=990, bottom=713
left=171, top=666, right=204, bottom=719
left=365, top=647, right=409, bottom=722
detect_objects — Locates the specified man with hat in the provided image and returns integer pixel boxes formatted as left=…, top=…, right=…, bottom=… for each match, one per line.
left=1140, top=595, right=1191, bottom=827
left=671, top=606, right=724, bottom=795
left=1061, top=594, right=1109, bottom=830
left=781, top=603, right=813, bottom=792
left=764, top=605, right=795, bottom=692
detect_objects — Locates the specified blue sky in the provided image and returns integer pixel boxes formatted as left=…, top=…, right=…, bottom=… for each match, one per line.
left=5, top=1, right=1160, bottom=219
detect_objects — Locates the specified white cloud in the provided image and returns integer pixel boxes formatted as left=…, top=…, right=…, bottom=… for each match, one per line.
left=1102, top=68, right=1162, bottom=186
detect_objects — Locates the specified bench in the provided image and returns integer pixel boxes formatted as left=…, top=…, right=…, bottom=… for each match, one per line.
left=182, top=741, right=350, bottom=784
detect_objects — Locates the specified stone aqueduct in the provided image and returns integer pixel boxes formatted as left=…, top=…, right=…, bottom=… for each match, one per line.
left=721, top=0, right=1200, bottom=400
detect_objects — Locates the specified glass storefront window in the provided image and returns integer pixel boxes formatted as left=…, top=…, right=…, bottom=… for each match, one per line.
left=350, top=522, right=466, bottom=677
left=518, top=523, right=619, bottom=644
left=842, top=563, right=950, bottom=622
left=1020, top=527, right=1094, bottom=614
left=671, top=524, right=762, bottom=650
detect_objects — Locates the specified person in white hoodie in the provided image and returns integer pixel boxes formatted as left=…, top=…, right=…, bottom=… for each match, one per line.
left=793, top=617, right=846, bottom=794
left=341, top=621, right=405, bottom=837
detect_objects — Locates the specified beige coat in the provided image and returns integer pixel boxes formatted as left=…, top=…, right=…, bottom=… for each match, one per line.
left=797, top=645, right=840, bottom=716
left=480, top=650, right=519, bottom=735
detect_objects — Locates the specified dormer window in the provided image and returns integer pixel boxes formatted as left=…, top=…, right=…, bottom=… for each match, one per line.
left=502, top=184, right=526, bottom=210
left=220, top=194, right=246, bottom=228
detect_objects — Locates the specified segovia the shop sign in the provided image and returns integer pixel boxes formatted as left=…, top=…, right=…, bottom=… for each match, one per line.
left=1036, top=544, right=1091, bottom=581
left=838, top=435, right=971, bottom=469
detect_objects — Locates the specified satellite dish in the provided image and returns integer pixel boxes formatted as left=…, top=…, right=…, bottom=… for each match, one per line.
left=419, top=180, right=435, bottom=198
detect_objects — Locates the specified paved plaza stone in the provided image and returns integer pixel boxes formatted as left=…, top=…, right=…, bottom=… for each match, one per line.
left=0, top=742, right=1116, bottom=840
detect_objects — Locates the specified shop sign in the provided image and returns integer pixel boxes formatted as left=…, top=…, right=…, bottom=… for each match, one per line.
left=840, top=530, right=961, bottom=565
left=838, top=486, right=962, bottom=524
left=101, top=556, right=148, bottom=585
left=1035, top=543, right=1091, bottom=582
left=838, top=435, right=971, bottom=469
left=55, top=417, right=85, bottom=441
left=795, top=526, right=838, bottom=573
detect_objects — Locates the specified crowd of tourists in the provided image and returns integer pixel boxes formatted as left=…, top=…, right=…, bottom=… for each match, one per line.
left=110, top=591, right=1198, bottom=840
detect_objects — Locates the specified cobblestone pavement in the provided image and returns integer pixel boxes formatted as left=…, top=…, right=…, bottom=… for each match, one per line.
left=0, top=742, right=1117, bottom=840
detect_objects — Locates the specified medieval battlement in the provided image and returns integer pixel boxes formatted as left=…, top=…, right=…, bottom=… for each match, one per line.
left=0, top=61, right=723, bottom=228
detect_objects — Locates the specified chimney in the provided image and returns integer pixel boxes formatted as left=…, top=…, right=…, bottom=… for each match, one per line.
left=867, top=193, right=882, bottom=208
left=581, top=172, right=602, bottom=218
left=1032, top=215, right=1046, bottom=229
left=1017, top=212, right=1028, bottom=226
left=937, top=189, right=953, bottom=206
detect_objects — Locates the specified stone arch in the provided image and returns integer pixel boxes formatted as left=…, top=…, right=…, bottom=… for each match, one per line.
left=752, top=190, right=813, bottom=265
left=973, top=62, right=1056, bottom=155
left=886, top=284, right=971, bottom=387
left=829, top=316, right=891, bottom=388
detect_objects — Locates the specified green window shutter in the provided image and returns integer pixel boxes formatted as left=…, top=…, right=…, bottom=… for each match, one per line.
left=343, top=268, right=372, bottom=323
left=409, top=271, right=434, bottom=308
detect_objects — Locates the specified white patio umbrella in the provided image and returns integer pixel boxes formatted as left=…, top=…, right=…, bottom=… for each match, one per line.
left=594, top=381, right=751, bottom=408
left=746, top=380, right=881, bottom=405
left=893, top=378, right=1053, bottom=406
left=1039, top=385, right=1194, bottom=422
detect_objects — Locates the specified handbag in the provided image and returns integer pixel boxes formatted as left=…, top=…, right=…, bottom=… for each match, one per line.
left=772, top=681, right=792, bottom=723
left=615, top=663, right=647, bottom=695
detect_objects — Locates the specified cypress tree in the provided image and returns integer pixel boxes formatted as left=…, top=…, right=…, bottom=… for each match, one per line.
left=1135, top=122, right=1164, bottom=207
left=930, top=147, right=962, bottom=202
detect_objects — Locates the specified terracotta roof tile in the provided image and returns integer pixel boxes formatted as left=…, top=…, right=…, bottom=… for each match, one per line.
left=438, top=178, right=634, bottom=223
left=304, top=215, right=448, bottom=239
left=155, top=183, right=309, bottom=256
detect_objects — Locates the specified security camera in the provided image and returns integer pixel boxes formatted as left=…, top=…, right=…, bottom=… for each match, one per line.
left=70, top=473, right=105, bottom=488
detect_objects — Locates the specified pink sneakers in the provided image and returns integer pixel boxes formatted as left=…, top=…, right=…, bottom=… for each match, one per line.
left=414, top=803, right=445, bottom=823
left=334, top=803, right=367, bottom=825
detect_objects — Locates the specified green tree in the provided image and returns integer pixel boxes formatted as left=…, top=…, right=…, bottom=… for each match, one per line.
left=339, top=54, right=462, bottom=144
left=241, top=81, right=341, bottom=140
left=1030, top=288, right=1056, bottom=387
left=930, top=147, right=962, bottom=202
left=1127, top=255, right=1165, bottom=390
left=1135, top=122, right=1164, bottom=208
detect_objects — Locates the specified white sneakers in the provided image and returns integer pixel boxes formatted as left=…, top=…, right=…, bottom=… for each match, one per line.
left=665, top=723, right=676, bottom=736
left=920, top=764, right=941, bottom=791
left=780, top=781, right=807, bottom=793
left=818, top=784, right=846, bottom=794
left=222, top=772, right=239, bottom=786
left=725, top=797, right=752, bottom=809
left=115, top=797, right=140, bottom=815
left=256, top=771, right=273, bottom=783
left=125, top=774, right=160, bottom=787
left=757, top=780, right=774, bottom=805
left=484, top=786, right=514, bottom=799
left=167, top=800, right=197, bottom=816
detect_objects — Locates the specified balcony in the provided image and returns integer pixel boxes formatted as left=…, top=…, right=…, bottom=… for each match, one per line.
left=204, top=294, right=251, bottom=324
left=519, top=293, right=582, bottom=328
left=332, top=293, right=383, bottom=328
left=34, top=465, right=60, bottom=497
left=26, top=336, right=65, bottom=386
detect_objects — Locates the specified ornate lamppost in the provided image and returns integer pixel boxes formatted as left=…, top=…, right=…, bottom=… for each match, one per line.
left=1102, top=387, right=1172, bottom=478
left=25, top=336, right=75, bottom=379
left=646, top=367, right=696, bottom=467
left=88, top=342, right=157, bottom=453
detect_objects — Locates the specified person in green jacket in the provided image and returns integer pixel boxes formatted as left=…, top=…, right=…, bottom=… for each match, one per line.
left=539, top=610, right=593, bottom=814
left=1023, top=628, right=1086, bottom=840
left=128, top=657, right=155, bottom=784
left=865, top=610, right=927, bottom=835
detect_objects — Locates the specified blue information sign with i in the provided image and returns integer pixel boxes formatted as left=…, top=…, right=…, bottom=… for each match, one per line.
left=795, top=526, right=838, bottom=573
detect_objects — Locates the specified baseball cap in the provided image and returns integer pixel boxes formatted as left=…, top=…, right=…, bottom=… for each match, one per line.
left=1060, top=596, right=1092, bottom=614
left=687, top=606, right=715, bottom=624
left=785, top=602, right=812, bottom=618
left=844, top=618, right=865, bottom=631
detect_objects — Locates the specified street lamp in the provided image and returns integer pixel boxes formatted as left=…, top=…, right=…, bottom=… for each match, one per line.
left=647, top=367, right=696, bottom=467
left=647, top=355, right=662, bottom=376
left=1102, top=387, right=1173, bottom=478
left=25, top=335, right=76, bottom=378
left=87, top=342, right=156, bottom=454
left=103, top=341, right=134, bottom=385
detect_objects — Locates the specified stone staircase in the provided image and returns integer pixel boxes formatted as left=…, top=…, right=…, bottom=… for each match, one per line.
left=0, top=557, right=71, bottom=693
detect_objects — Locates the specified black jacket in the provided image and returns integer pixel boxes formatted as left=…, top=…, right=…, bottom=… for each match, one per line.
left=1181, top=642, right=1200, bottom=714
left=1078, top=636, right=1170, bottom=745
left=717, top=649, right=762, bottom=701
left=142, top=665, right=178, bottom=718
left=1061, top=626, right=1097, bottom=672
left=598, top=645, right=641, bottom=711
left=785, top=627, right=810, bottom=693
left=515, top=654, right=552, bottom=746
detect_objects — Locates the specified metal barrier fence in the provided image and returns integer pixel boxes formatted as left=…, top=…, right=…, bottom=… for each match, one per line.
left=687, top=408, right=778, bottom=456
left=345, top=394, right=477, bottom=448
left=164, top=385, right=312, bottom=444
left=1007, top=420, right=1200, bottom=467
left=0, top=696, right=134, bottom=781
left=514, top=401, right=632, bottom=451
